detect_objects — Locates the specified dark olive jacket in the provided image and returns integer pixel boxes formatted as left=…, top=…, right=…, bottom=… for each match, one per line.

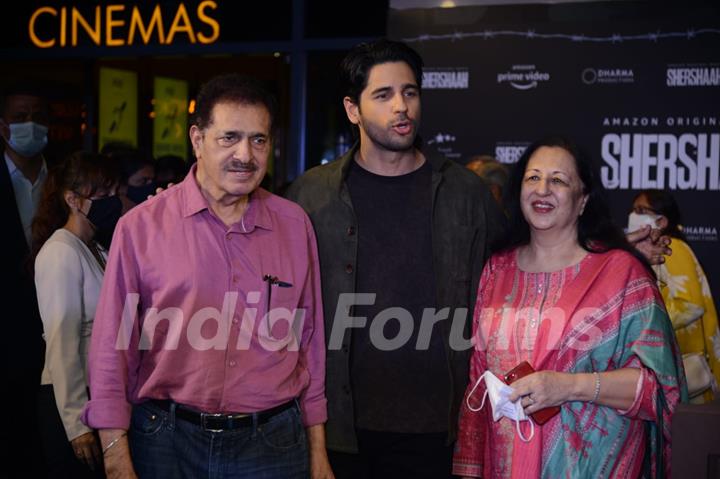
left=285, top=145, right=505, bottom=452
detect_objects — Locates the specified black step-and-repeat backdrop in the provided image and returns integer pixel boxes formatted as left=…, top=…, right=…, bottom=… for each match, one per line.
left=389, top=3, right=720, bottom=302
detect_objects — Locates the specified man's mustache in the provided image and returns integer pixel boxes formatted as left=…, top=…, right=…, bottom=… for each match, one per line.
left=226, top=161, right=259, bottom=172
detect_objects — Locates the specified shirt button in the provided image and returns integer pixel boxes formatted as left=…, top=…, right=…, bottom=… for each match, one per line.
left=232, top=276, right=239, bottom=283
left=229, top=360, right=236, bottom=367
left=343, top=385, right=351, bottom=394
left=345, top=264, right=353, bottom=274
left=342, top=346, right=348, bottom=353
left=346, top=226, right=356, bottom=236
left=232, top=317, right=239, bottom=324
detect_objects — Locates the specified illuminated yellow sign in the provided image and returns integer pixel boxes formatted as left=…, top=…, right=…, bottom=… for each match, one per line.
left=153, top=77, right=189, bottom=160
left=99, top=67, right=138, bottom=151
left=29, top=1, right=219, bottom=48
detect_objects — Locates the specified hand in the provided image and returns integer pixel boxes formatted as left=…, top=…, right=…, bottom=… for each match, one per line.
left=100, top=429, right=137, bottom=479
left=310, top=448, right=335, bottom=479
left=627, top=225, right=671, bottom=265
left=508, top=371, right=573, bottom=415
left=71, top=431, right=102, bottom=471
left=306, top=424, right=334, bottom=479
left=152, top=183, right=174, bottom=197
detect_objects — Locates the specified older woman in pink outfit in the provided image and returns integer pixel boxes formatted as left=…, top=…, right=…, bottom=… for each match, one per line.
left=453, top=137, right=686, bottom=478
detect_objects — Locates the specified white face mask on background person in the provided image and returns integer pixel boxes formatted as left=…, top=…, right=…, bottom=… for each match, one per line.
left=627, top=211, right=659, bottom=234
left=7, top=121, right=48, bottom=157
left=466, top=370, right=535, bottom=442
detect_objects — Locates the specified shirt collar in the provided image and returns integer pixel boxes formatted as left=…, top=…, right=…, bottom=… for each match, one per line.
left=5, top=152, right=18, bottom=176
left=5, top=152, right=48, bottom=184
left=180, top=164, right=209, bottom=218
left=37, top=160, right=48, bottom=184
left=180, top=163, right=273, bottom=231
left=337, top=142, right=450, bottom=182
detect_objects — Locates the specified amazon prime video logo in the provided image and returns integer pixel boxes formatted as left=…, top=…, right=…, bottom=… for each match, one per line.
left=497, top=64, right=550, bottom=90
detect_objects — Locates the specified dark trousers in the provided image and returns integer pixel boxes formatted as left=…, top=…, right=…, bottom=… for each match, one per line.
left=130, top=400, right=308, bottom=479
left=37, top=385, right=104, bottom=479
left=328, top=430, right=454, bottom=479
left=2, top=330, right=45, bottom=478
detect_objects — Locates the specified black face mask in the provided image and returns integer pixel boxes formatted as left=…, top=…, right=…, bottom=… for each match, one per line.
left=126, top=182, right=157, bottom=205
left=86, top=196, right=123, bottom=250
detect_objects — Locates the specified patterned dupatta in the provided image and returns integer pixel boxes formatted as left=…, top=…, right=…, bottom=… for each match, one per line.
left=505, top=250, right=686, bottom=479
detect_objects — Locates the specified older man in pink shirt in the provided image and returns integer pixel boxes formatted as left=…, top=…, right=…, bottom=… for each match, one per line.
left=83, top=74, right=331, bottom=478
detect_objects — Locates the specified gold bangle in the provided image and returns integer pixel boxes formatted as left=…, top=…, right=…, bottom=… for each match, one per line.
left=589, top=372, right=601, bottom=404
left=102, top=432, right=127, bottom=455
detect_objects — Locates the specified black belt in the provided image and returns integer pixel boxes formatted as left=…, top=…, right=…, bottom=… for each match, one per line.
left=150, top=399, right=296, bottom=432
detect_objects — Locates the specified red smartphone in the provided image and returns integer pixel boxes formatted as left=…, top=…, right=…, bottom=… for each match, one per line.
left=504, top=361, right=560, bottom=425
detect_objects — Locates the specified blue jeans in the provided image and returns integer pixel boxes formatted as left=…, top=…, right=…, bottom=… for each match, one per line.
left=129, top=401, right=308, bottom=479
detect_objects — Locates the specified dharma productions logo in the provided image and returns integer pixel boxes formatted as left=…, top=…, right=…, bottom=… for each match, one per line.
left=582, top=67, right=635, bottom=85
left=683, top=225, right=719, bottom=242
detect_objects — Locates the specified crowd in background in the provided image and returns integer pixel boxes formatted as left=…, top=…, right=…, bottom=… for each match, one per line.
left=2, top=37, right=717, bottom=479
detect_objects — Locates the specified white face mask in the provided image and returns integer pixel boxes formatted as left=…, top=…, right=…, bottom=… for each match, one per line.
left=466, top=370, right=534, bottom=442
left=7, top=121, right=48, bottom=157
left=627, top=211, right=658, bottom=234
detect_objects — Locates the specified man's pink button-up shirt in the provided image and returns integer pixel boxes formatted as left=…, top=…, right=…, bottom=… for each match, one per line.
left=82, top=168, right=327, bottom=429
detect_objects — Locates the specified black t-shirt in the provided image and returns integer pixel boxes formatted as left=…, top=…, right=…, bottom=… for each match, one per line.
left=346, top=158, right=450, bottom=433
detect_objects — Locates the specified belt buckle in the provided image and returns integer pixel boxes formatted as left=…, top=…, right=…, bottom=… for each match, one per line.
left=200, top=412, right=226, bottom=432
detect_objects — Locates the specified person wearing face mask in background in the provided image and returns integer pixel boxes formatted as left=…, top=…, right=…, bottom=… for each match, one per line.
left=466, top=155, right=510, bottom=215
left=0, top=84, right=52, bottom=477
left=155, top=154, right=191, bottom=189
left=631, top=189, right=720, bottom=404
left=32, top=151, right=122, bottom=478
left=100, top=143, right=156, bottom=213
left=453, top=137, right=685, bottom=479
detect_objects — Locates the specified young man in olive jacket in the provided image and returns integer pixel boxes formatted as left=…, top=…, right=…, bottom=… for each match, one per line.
left=286, top=39, right=505, bottom=478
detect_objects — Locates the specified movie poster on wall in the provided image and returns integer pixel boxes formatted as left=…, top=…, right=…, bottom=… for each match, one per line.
left=388, top=4, right=720, bottom=300
left=99, top=67, right=138, bottom=151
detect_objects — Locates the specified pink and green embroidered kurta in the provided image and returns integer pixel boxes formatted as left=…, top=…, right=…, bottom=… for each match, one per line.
left=453, top=248, right=686, bottom=478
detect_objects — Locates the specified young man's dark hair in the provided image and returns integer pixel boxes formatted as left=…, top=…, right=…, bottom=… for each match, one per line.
left=192, top=74, right=278, bottom=133
left=339, top=38, right=424, bottom=105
